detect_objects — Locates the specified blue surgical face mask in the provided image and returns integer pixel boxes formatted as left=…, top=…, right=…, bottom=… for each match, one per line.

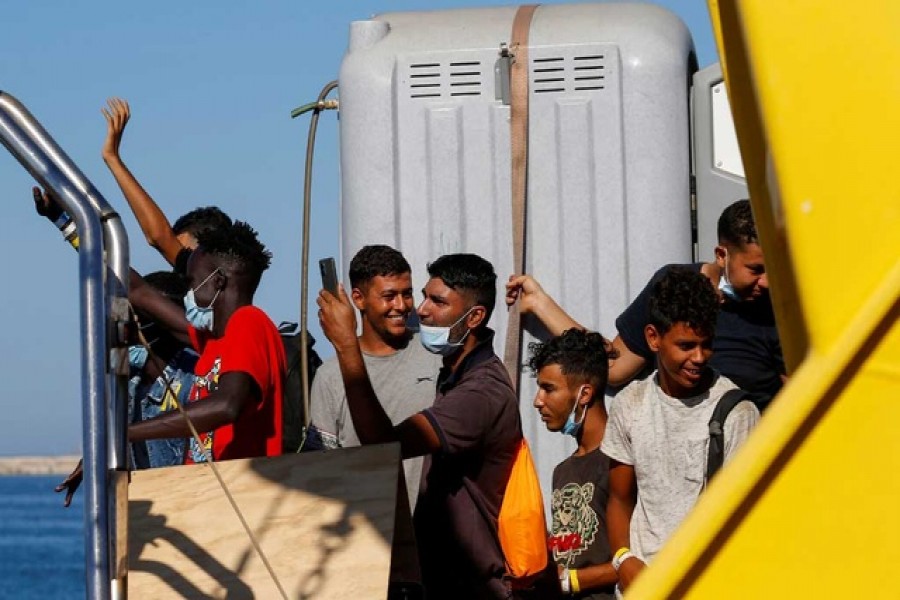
left=184, top=268, right=221, bottom=331
left=718, top=256, right=742, bottom=302
left=419, top=307, right=475, bottom=356
left=128, top=345, right=149, bottom=370
left=561, top=386, right=587, bottom=437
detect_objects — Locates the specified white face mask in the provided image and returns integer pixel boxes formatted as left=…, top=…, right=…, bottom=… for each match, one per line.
left=718, top=256, right=742, bottom=302
left=419, top=307, right=475, bottom=356
left=184, top=268, right=221, bottom=331
left=561, top=386, right=587, bottom=437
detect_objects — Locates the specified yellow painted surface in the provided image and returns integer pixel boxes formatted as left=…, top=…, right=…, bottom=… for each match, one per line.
left=629, top=0, right=900, bottom=597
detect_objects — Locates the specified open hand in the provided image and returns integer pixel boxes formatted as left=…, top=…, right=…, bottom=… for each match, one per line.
left=505, top=273, right=546, bottom=314
left=54, top=458, right=83, bottom=508
left=101, top=97, right=130, bottom=162
left=317, top=284, right=358, bottom=352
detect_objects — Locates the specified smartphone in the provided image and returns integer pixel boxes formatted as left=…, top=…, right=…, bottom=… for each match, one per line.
left=319, top=257, right=339, bottom=296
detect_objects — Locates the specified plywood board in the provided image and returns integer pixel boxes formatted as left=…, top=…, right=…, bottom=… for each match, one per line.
left=129, top=444, right=400, bottom=599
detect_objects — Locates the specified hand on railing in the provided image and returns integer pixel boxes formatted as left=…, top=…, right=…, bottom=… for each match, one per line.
left=32, top=186, right=80, bottom=250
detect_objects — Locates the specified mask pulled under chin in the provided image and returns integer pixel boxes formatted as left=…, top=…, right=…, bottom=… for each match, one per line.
left=418, top=307, right=474, bottom=356
left=561, top=387, right=587, bottom=437
left=184, top=289, right=217, bottom=331
left=718, top=273, right=742, bottom=302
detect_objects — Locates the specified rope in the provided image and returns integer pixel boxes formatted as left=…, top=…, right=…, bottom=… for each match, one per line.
left=130, top=310, right=289, bottom=600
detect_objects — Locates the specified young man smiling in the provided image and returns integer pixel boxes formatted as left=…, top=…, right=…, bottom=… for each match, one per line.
left=506, top=199, right=785, bottom=408
left=601, top=268, right=759, bottom=594
left=305, top=245, right=441, bottom=512
left=318, top=253, right=522, bottom=599
left=530, top=329, right=617, bottom=599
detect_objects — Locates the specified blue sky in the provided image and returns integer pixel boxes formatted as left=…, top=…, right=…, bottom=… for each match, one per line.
left=0, top=1, right=717, bottom=456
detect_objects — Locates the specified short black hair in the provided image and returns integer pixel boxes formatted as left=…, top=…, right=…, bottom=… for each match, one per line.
left=527, top=329, right=610, bottom=391
left=648, top=267, right=719, bottom=337
left=196, top=220, right=272, bottom=293
left=172, top=206, right=233, bottom=239
left=348, top=245, right=411, bottom=289
left=717, top=199, right=758, bottom=248
left=142, top=271, right=189, bottom=305
left=426, top=253, right=497, bottom=324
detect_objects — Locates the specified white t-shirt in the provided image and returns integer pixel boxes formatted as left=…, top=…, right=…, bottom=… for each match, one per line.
left=601, top=371, right=759, bottom=563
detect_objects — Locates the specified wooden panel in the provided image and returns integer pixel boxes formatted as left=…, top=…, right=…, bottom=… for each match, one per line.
left=129, top=444, right=399, bottom=599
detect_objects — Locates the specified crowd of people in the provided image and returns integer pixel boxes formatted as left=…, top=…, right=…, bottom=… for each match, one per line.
left=41, top=98, right=785, bottom=599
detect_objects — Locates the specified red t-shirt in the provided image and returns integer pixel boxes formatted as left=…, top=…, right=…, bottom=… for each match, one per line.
left=185, top=305, right=285, bottom=462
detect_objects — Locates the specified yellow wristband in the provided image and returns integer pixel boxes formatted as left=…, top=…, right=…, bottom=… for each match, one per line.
left=614, top=546, right=631, bottom=561
left=569, top=569, right=581, bottom=594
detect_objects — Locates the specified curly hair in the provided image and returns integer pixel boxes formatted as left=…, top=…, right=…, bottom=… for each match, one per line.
left=172, top=206, right=233, bottom=239
left=527, top=328, right=611, bottom=391
left=717, top=199, right=758, bottom=248
left=648, top=267, right=719, bottom=337
left=196, top=220, right=272, bottom=292
left=348, top=245, right=411, bottom=289
left=427, top=253, right=497, bottom=323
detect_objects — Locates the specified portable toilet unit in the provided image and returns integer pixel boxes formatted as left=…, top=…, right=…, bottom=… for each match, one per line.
left=338, top=3, right=697, bottom=502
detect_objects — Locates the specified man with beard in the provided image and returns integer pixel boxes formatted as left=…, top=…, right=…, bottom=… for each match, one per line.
left=318, top=253, right=522, bottom=599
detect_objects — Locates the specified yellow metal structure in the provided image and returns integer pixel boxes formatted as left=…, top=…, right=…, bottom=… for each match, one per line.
left=629, top=0, right=900, bottom=597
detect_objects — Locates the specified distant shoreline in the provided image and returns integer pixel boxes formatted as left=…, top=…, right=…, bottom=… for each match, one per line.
left=0, top=456, right=81, bottom=475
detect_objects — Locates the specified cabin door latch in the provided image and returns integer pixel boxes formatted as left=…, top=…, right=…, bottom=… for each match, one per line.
left=496, top=42, right=513, bottom=105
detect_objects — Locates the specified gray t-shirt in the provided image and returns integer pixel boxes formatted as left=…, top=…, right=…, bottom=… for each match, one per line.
left=307, top=333, right=441, bottom=511
left=601, top=371, right=759, bottom=564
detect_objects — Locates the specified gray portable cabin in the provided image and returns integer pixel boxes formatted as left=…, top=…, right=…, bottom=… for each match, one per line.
left=692, top=62, right=750, bottom=261
left=337, top=3, right=742, bottom=507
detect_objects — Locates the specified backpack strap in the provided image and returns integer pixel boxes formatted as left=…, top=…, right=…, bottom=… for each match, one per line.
left=705, top=388, right=750, bottom=484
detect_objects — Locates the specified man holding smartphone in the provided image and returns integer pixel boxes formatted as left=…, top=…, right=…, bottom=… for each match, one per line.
left=318, top=253, right=523, bottom=599
left=305, top=245, right=441, bottom=513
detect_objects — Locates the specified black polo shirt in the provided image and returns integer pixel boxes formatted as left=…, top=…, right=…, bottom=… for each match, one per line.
left=416, top=329, right=522, bottom=599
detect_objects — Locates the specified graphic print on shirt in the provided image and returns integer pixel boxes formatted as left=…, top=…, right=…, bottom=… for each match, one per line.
left=549, top=481, right=599, bottom=564
left=188, top=357, right=221, bottom=462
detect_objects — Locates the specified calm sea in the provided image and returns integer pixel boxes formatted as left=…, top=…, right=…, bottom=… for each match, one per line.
left=0, top=476, right=85, bottom=600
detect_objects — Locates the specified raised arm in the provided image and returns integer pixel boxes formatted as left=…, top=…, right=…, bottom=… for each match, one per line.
left=101, top=98, right=184, bottom=266
left=505, top=274, right=583, bottom=336
left=507, top=274, right=647, bottom=387
left=129, top=268, right=191, bottom=344
left=317, top=285, right=441, bottom=458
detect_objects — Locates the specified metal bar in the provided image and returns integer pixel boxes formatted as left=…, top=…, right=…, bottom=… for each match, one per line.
left=0, top=91, right=130, bottom=600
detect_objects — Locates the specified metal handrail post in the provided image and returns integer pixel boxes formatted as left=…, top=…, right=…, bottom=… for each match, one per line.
left=0, top=91, right=130, bottom=600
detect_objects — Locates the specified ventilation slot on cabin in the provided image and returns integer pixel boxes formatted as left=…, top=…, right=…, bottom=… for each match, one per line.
left=409, top=62, right=443, bottom=98
left=531, top=53, right=606, bottom=94
left=449, top=61, right=482, bottom=97
left=532, top=57, right=566, bottom=93
left=572, top=54, right=605, bottom=91
left=407, top=60, right=483, bottom=99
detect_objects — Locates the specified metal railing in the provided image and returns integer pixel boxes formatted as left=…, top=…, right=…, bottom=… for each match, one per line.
left=0, top=91, right=130, bottom=600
